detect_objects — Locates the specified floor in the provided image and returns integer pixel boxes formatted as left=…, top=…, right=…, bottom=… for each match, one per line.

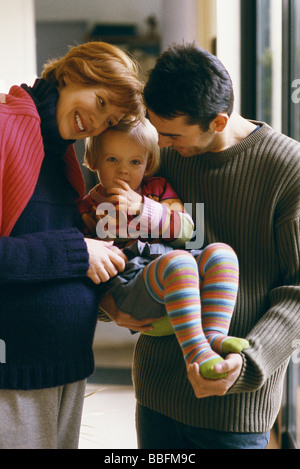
left=79, top=345, right=137, bottom=449
left=79, top=344, right=280, bottom=450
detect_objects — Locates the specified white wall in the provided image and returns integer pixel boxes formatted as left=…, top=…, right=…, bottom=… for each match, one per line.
left=0, top=0, right=36, bottom=92
left=160, top=0, right=198, bottom=51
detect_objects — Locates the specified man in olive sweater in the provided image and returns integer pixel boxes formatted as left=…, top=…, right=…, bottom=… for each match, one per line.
left=108, top=43, right=300, bottom=449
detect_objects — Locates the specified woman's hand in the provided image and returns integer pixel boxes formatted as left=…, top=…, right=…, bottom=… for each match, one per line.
left=85, top=238, right=126, bottom=284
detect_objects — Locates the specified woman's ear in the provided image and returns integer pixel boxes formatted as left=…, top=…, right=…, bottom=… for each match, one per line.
left=62, top=75, right=70, bottom=85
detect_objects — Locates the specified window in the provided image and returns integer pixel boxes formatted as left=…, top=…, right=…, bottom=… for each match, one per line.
left=241, top=0, right=300, bottom=449
left=256, top=0, right=282, bottom=132
left=293, top=0, right=300, bottom=449
left=285, top=0, right=300, bottom=449
left=290, top=0, right=300, bottom=141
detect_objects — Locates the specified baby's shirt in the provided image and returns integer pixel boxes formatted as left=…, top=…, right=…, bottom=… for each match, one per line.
left=78, top=176, right=194, bottom=248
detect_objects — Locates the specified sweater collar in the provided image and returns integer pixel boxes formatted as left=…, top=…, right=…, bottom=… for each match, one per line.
left=186, top=121, right=272, bottom=167
left=20, top=80, right=85, bottom=199
left=21, top=79, right=75, bottom=158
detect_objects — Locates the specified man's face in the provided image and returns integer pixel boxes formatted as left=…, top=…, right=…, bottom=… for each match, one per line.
left=148, top=110, right=219, bottom=157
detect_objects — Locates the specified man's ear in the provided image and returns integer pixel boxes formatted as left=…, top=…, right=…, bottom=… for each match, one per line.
left=210, top=113, right=229, bottom=132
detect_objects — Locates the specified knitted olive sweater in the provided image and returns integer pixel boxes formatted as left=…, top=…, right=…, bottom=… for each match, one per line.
left=132, top=122, right=300, bottom=433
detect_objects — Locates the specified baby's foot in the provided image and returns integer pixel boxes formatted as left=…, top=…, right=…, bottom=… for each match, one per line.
left=205, top=332, right=249, bottom=355
left=220, top=337, right=249, bottom=354
left=198, top=356, right=227, bottom=380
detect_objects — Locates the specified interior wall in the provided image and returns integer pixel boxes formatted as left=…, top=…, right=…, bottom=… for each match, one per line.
left=35, top=0, right=162, bottom=36
left=197, top=0, right=217, bottom=53
left=160, top=0, right=198, bottom=51
left=197, top=0, right=241, bottom=112
left=0, top=0, right=36, bottom=92
left=216, top=0, right=241, bottom=113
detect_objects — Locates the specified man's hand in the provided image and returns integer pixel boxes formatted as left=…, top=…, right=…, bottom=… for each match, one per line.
left=187, top=353, right=243, bottom=398
left=85, top=238, right=126, bottom=284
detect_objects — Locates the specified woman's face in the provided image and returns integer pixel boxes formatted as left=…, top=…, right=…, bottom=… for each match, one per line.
left=56, top=77, right=126, bottom=140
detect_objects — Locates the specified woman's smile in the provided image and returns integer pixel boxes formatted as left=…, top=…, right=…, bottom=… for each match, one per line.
left=75, top=111, right=86, bottom=133
left=56, top=77, right=125, bottom=140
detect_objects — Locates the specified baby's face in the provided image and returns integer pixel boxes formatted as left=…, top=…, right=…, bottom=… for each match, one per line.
left=95, top=131, right=148, bottom=193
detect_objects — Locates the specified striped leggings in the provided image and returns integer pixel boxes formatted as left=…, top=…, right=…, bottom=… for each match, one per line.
left=142, top=243, right=245, bottom=378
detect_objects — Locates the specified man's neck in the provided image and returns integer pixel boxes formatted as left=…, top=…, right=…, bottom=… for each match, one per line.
left=220, top=112, right=257, bottom=151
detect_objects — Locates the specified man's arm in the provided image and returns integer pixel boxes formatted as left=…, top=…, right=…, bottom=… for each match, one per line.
left=188, top=217, right=300, bottom=399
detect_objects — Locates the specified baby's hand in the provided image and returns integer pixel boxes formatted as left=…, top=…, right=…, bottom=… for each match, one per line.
left=105, top=179, right=143, bottom=215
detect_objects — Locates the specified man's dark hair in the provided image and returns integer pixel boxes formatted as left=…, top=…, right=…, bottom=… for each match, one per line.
left=143, top=43, right=234, bottom=131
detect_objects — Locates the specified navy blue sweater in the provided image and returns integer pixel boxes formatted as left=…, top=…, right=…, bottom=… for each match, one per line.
left=0, top=80, right=100, bottom=390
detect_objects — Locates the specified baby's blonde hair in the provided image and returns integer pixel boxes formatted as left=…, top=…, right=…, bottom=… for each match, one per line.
left=84, top=118, right=160, bottom=178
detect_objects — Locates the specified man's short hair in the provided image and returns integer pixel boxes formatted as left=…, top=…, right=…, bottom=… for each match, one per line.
left=143, top=43, right=234, bottom=131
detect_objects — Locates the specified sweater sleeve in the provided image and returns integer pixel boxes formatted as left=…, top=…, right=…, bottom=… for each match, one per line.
left=136, top=178, right=194, bottom=247
left=229, top=216, right=300, bottom=393
left=0, top=228, right=89, bottom=283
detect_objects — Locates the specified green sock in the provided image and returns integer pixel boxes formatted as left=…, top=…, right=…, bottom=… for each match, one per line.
left=199, top=356, right=227, bottom=380
left=206, top=333, right=249, bottom=355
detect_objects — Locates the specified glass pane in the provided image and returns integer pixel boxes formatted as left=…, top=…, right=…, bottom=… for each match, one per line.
left=297, top=363, right=300, bottom=448
left=291, top=0, right=300, bottom=141
left=288, top=351, right=300, bottom=448
left=292, top=0, right=300, bottom=448
left=256, top=0, right=282, bottom=132
left=289, top=0, right=300, bottom=448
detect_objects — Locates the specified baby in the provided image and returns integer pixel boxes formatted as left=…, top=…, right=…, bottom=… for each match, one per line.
left=78, top=118, right=249, bottom=380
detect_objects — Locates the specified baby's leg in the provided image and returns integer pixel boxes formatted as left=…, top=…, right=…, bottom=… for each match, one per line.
left=196, top=243, right=249, bottom=355
left=142, top=250, right=226, bottom=379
